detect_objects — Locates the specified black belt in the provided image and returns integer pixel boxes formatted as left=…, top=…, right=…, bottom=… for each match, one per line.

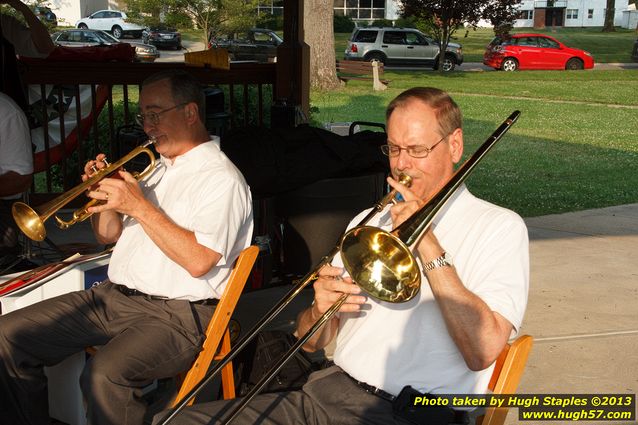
left=115, top=284, right=218, bottom=306
left=347, top=374, right=397, bottom=403
left=348, top=373, right=469, bottom=425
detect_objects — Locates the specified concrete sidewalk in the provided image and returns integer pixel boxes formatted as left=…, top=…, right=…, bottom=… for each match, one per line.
left=512, top=204, right=638, bottom=424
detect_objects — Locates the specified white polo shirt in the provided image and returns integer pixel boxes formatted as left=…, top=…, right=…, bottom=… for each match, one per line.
left=333, top=184, right=529, bottom=396
left=108, top=140, right=253, bottom=301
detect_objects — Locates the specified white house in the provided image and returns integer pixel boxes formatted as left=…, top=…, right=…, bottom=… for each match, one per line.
left=513, top=0, right=628, bottom=28
left=332, top=0, right=630, bottom=28
left=47, top=0, right=633, bottom=29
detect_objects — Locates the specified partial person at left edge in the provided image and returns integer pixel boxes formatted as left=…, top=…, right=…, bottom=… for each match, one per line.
left=0, top=0, right=55, bottom=59
left=1, top=0, right=55, bottom=111
left=0, top=92, right=33, bottom=260
left=0, top=70, right=254, bottom=425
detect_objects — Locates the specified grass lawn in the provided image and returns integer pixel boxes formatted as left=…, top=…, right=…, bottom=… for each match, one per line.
left=335, top=27, right=638, bottom=63
left=311, top=70, right=638, bottom=218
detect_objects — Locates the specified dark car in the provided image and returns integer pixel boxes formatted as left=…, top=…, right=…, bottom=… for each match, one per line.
left=142, top=25, right=181, bottom=50
left=51, top=29, right=159, bottom=62
left=33, top=6, right=57, bottom=26
left=483, top=33, right=594, bottom=71
left=632, top=38, right=638, bottom=62
left=210, top=28, right=282, bottom=63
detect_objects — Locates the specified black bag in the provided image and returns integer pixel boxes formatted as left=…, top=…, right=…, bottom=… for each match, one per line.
left=234, top=330, right=319, bottom=396
left=392, top=386, right=469, bottom=425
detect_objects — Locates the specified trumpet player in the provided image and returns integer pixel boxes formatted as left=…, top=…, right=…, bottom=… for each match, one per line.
left=161, top=87, right=529, bottom=425
left=0, top=70, right=253, bottom=425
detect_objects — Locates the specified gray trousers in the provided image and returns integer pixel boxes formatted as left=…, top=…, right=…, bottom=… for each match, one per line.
left=0, top=281, right=214, bottom=425
left=153, top=365, right=413, bottom=425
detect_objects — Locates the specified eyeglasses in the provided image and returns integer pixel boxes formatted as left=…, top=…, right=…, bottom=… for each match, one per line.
left=380, top=135, right=448, bottom=159
left=135, top=102, right=188, bottom=126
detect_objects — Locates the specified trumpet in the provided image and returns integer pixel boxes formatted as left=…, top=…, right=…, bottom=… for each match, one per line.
left=210, top=111, right=521, bottom=425
left=157, top=173, right=412, bottom=425
left=12, top=139, right=157, bottom=242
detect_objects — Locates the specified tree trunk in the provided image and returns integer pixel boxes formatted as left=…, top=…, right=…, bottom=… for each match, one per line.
left=602, top=0, right=615, bottom=32
left=303, top=0, right=341, bottom=90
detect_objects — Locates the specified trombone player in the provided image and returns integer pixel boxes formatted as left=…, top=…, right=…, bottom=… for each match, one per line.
left=159, top=87, right=529, bottom=425
left=0, top=70, right=254, bottom=425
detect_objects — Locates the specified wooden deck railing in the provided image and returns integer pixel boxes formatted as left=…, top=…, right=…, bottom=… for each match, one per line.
left=20, top=60, right=277, bottom=198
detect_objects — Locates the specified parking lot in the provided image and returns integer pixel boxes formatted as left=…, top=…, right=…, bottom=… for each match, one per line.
left=122, top=36, right=638, bottom=70
left=120, top=35, right=204, bottom=62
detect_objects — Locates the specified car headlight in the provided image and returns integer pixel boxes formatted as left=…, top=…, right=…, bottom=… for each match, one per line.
left=584, top=51, right=592, bottom=57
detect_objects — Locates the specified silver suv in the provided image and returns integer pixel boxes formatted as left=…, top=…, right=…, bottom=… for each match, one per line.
left=345, top=27, right=463, bottom=71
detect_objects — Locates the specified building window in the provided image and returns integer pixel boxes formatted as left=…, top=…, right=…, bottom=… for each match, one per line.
left=588, top=9, right=594, bottom=19
left=333, top=0, right=386, bottom=21
left=519, top=10, right=533, bottom=20
left=257, top=0, right=283, bottom=16
left=566, top=9, right=578, bottom=19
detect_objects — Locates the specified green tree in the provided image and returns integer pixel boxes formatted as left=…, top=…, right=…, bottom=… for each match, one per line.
left=175, top=0, right=258, bottom=43
left=124, top=0, right=258, bottom=42
left=400, top=0, right=521, bottom=72
left=124, top=0, right=163, bottom=25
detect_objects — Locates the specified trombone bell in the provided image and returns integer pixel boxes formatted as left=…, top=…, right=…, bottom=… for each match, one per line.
left=12, top=202, right=47, bottom=242
left=340, top=226, right=420, bottom=303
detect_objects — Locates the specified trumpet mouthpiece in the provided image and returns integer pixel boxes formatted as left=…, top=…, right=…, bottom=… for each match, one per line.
left=144, top=137, right=157, bottom=147
left=398, top=174, right=412, bottom=187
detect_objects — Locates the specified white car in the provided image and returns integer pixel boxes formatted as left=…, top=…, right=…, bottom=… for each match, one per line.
left=75, top=10, right=144, bottom=39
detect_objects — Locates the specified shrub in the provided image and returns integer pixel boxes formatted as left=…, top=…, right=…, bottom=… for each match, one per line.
left=334, top=15, right=355, bottom=33
left=164, top=12, right=194, bottom=29
left=371, top=19, right=393, bottom=27
left=257, top=13, right=283, bottom=30
left=395, top=16, right=418, bottom=29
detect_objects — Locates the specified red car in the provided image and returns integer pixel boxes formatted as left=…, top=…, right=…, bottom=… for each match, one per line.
left=483, top=33, right=594, bottom=71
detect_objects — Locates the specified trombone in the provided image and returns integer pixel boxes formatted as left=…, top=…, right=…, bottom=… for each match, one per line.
left=12, top=139, right=157, bottom=242
left=160, top=110, right=520, bottom=425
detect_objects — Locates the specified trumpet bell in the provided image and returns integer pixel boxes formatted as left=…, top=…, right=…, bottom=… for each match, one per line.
left=340, top=226, right=420, bottom=303
left=12, top=202, right=46, bottom=242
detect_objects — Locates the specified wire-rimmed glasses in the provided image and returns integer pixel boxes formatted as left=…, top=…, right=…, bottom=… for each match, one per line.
left=135, top=102, right=188, bottom=126
left=380, top=135, right=448, bottom=159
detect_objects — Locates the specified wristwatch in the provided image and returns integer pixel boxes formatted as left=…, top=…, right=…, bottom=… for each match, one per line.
left=421, top=251, right=454, bottom=273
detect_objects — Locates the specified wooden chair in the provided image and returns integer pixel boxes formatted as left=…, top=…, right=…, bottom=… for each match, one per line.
left=171, top=245, right=259, bottom=406
left=476, top=335, right=534, bottom=425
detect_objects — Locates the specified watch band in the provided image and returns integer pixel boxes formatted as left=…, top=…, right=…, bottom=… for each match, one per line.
left=422, top=252, right=452, bottom=273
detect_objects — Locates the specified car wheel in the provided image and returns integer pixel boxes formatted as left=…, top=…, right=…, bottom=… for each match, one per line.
left=565, top=58, right=584, bottom=70
left=78, top=23, right=88, bottom=29
left=501, top=58, right=518, bottom=72
left=365, top=53, right=386, bottom=65
left=112, top=26, right=123, bottom=39
left=439, top=55, right=456, bottom=72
